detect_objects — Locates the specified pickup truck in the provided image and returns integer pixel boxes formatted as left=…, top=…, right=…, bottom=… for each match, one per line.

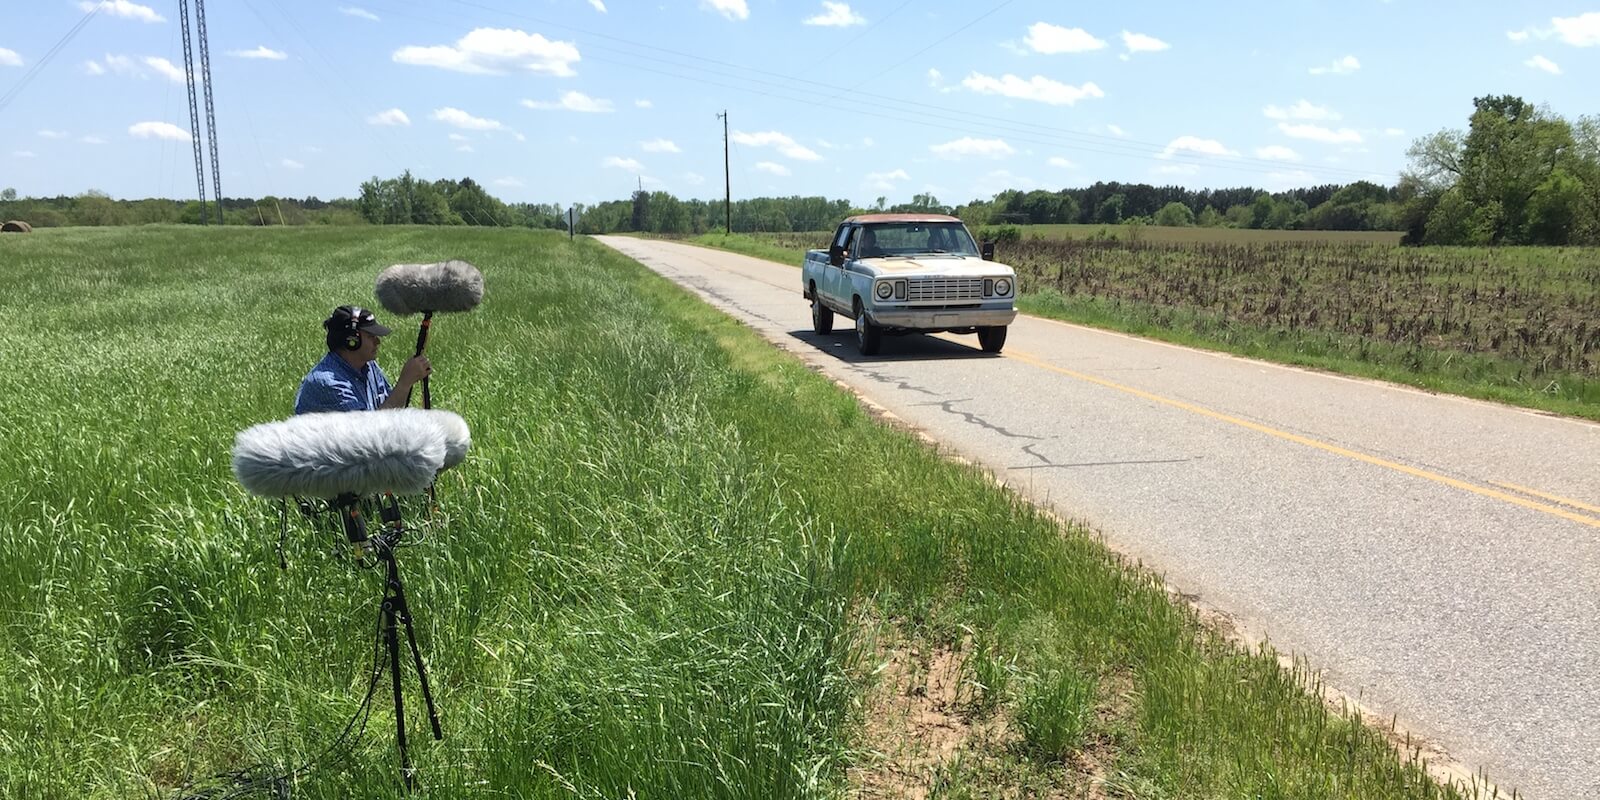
left=802, top=214, right=1018, bottom=355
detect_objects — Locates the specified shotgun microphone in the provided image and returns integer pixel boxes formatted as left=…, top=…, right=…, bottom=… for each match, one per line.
left=232, top=409, right=471, bottom=500
left=374, top=260, right=484, bottom=316
left=374, top=260, right=485, bottom=410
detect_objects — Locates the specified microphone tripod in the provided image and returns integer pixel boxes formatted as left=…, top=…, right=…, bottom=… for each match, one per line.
left=333, top=493, right=443, bottom=789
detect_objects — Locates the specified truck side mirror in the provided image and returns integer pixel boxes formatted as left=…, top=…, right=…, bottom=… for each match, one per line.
left=981, top=242, right=996, bottom=261
left=828, top=244, right=846, bottom=267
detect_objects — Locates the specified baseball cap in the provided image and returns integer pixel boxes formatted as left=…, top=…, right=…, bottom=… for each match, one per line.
left=325, top=305, right=393, bottom=337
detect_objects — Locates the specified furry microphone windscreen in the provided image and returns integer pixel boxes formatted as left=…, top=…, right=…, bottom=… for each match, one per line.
left=374, top=260, right=485, bottom=316
left=233, top=410, right=454, bottom=499
left=424, top=409, right=472, bottom=469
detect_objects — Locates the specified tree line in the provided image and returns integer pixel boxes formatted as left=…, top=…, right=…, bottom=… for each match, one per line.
left=3, top=94, right=1593, bottom=245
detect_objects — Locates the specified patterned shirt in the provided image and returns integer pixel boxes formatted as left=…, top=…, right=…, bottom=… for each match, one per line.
left=294, top=351, right=393, bottom=414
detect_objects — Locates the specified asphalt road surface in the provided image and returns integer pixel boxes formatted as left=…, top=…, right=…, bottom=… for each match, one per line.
left=597, top=236, right=1600, bottom=799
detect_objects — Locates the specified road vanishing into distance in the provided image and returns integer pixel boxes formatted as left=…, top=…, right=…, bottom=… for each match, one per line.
left=596, top=237, right=1600, bottom=800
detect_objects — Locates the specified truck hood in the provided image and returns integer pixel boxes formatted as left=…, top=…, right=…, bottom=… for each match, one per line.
left=862, top=256, right=1014, bottom=276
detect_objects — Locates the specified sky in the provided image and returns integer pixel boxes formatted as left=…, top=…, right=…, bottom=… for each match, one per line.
left=1, top=1, right=1597, bottom=208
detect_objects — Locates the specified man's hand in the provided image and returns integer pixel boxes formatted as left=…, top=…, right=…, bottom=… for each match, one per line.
left=399, top=355, right=432, bottom=387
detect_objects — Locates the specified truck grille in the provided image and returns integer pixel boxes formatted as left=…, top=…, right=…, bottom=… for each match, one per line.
left=906, top=277, right=985, bottom=302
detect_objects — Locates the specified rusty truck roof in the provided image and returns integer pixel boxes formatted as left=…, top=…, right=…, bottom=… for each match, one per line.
left=842, top=213, right=963, bottom=225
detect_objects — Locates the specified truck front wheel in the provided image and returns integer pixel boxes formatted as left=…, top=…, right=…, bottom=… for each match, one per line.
left=854, top=301, right=882, bottom=355
left=977, top=325, right=1007, bottom=353
left=811, top=295, right=834, bottom=334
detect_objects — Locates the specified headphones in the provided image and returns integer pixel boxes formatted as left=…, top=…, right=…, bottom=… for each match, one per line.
left=325, top=305, right=369, bottom=352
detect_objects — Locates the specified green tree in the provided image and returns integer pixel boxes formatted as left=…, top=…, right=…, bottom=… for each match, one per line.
left=0, top=187, right=16, bottom=201
left=1196, top=204, right=1223, bottom=227
left=1153, top=201, right=1194, bottom=227
left=1095, top=193, right=1125, bottom=224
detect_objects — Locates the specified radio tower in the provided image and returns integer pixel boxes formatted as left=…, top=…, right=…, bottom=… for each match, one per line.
left=177, top=0, right=207, bottom=223
left=177, top=0, right=223, bottom=225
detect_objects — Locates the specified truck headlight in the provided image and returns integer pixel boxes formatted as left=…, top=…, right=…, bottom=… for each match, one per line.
left=995, top=278, right=1013, bottom=297
left=875, top=281, right=894, bottom=300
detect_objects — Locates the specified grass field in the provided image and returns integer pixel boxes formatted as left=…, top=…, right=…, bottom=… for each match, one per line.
left=689, top=231, right=1600, bottom=421
left=0, top=226, right=1491, bottom=798
left=1011, top=224, right=1405, bottom=246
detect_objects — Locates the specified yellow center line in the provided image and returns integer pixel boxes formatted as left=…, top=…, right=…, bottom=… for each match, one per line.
left=1489, top=481, right=1600, bottom=516
left=1001, top=347, right=1600, bottom=531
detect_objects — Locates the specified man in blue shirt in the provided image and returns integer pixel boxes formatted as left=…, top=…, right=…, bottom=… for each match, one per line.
left=294, top=305, right=432, bottom=414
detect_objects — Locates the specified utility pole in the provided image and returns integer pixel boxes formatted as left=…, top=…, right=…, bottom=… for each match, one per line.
left=717, top=110, right=731, bottom=234
left=177, top=0, right=207, bottom=224
left=195, top=0, right=222, bottom=225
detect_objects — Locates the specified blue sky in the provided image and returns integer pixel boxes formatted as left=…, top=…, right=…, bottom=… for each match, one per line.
left=1, top=1, right=1596, bottom=208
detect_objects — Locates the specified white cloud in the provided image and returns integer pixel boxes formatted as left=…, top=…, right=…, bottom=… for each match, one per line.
left=862, top=137, right=875, bottom=147
left=280, top=158, right=304, bottom=169
left=1121, top=30, right=1169, bottom=54
left=494, top=177, right=525, bottom=188
left=755, top=161, right=791, bottom=176
left=864, top=168, right=909, bottom=190
left=1047, top=156, right=1076, bottom=168
left=522, top=91, right=614, bottom=112
left=80, top=0, right=164, bottom=23
left=702, top=0, right=749, bottom=21
left=143, top=56, right=184, bottom=83
left=1153, top=163, right=1199, bottom=176
left=1309, top=55, right=1360, bottom=75
left=603, top=156, right=643, bottom=170
left=1384, top=127, right=1406, bottom=137
left=684, top=172, right=706, bottom=185
left=1265, top=170, right=1317, bottom=189
left=961, top=72, right=1104, bottom=106
left=930, top=137, right=1015, bottom=159
left=128, top=121, right=190, bottom=141
left=394, top=28, right=580, bottom=76
left=1263, top=100, right=1340, bottom=121
left=975, top=169, right=1043, bottom=195
left=1552, top=12, right=1600, bottom=46
left=367, top=108, right=410, bottom=126
left=230, top=46, right=287, bottom=60
left=641, top=138, right=680, bottom=153
left=588, top=0, right=607, bottom=11
left=1507, top=29, right=1530, bottom=43
left=1024, top=22, right=1106, bottom=53
left=448, top=133, right=468, bottom=141
left=457, top=144, right=474, bottom=153
left=0, top=48, right=21, bottom=67
left=13, top=150, right=37, bottom=159
left=927, top=68, right=942, bottom=88
left=1160, top=136, right=1237, bottom=158
left=1276, top=122, right=1363, bottom=144
left=1525, top=54, right=1561, bottom=74
left=731, top=130, right=822, bottom=161
left=635, top=99, right=653, bottom=108
left=805, top=2, right=864, bottom=27
left=340, top=6, right=380, bottom=21
left=80, top=135, right=107, bottom=144
left=1107, top=124, right=1125, bottom=136
left=1254, top=145, right=1300, bottom=162
left=514, top=132, right=527, bottom=142
left=431, top=107, right=505, bottom=131
left=37, top=130, right=68, bottom=139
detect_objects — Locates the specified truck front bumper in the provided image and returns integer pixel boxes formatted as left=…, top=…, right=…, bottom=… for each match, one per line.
left=868, top=307, right=1018, bottom=330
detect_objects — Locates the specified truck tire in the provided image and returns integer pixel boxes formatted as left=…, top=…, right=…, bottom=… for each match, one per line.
left=854, top=300, right=882, bottom=355
left=811, top=295, right=834, bottom=334
left=978, top=325, right=1007, bottom=353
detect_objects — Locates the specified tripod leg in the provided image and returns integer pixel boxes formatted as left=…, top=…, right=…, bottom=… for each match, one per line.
left=398, top=597, right=444, bottom=740
left=384, top=596, right=415, bottom=789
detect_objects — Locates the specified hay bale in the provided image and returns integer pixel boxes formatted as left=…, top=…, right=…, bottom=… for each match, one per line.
left=1, top=220, right=32, bottom=233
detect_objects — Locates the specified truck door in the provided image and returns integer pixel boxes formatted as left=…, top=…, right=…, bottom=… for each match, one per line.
left=824, top=224, right=854, bottom=308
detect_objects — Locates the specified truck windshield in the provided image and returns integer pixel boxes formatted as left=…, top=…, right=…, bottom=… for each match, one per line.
left=860, top=223, right=979, bottom=257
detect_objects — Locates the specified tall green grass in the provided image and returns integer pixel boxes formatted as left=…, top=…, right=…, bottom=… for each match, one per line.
left=0, top=227, right=1486, bottom=798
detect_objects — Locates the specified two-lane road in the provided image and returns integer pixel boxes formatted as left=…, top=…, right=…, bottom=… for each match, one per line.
left=598, top=236, right=1600, bottom=799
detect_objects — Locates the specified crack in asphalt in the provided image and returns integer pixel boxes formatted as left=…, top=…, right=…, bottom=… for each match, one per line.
left=855, top=368, right=941, bottom=397
left=1009, top=457, right=1199, bottom=470
left=913, top=398, right=1044, bottom=441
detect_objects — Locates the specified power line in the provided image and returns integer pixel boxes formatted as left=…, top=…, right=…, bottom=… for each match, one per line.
left=856, top=0, right=1018, bottom=85
left=0, top=3, right=102, bottom=115
left=378, top=0, right=1386, bottom=182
